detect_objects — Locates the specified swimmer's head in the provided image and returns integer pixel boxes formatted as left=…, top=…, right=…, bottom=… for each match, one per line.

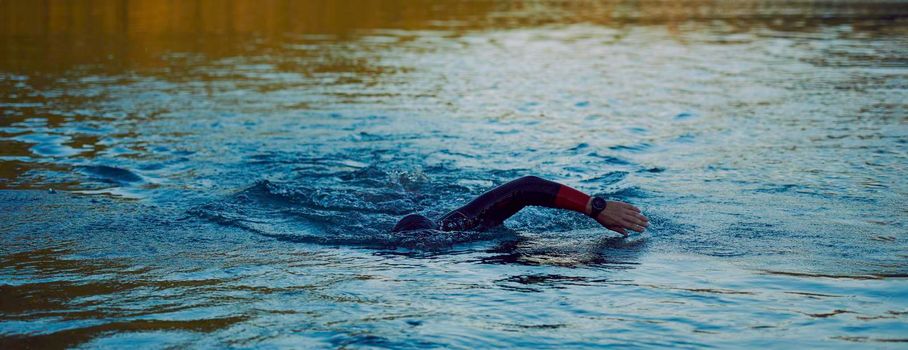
left=392, top=214, right=438, bottom=232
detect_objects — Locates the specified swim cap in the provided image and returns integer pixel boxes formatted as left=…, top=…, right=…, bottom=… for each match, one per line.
left=392, top=214, right=438, bottom=232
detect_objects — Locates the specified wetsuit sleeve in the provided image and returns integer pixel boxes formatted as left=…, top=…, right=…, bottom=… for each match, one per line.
left=437, top=176, right=591, bottom=231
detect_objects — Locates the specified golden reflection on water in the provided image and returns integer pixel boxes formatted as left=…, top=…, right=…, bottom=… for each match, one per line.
left=2, top=0, right=902, bottom=72
left=1, top=0, right=495, bottom=72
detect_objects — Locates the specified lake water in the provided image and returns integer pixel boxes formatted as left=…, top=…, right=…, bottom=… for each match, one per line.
left=1, top=0, right=907, bottom=348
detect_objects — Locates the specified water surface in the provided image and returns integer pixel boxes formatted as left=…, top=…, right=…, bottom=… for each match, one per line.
left=1, top=0, right=907, bottom=348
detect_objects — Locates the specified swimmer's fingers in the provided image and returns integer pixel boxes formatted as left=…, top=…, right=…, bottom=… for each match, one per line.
left=617, top=216, right=645, bottom=233
left=621, top=211, right=648, bottom=228
left=605, top=225, right=628, bottom=237
left=625, top=213, right=649, bottom=228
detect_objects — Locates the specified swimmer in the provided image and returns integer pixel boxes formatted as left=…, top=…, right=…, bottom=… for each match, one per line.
left=393, top=176, right=648, bottom=236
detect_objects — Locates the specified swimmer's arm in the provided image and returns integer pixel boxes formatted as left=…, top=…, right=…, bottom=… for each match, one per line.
left=444, top=176, right=648, bottom=235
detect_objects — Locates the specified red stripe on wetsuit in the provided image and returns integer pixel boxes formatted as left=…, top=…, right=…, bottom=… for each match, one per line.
left=554, top=185, right=590, bottom=215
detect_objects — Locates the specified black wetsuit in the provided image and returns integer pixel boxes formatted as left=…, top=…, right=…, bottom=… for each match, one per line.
left=392, top=176, right=590, bottom=232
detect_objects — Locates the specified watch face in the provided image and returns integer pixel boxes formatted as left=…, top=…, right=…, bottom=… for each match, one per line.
left=592, top=197, right=606, bottom=211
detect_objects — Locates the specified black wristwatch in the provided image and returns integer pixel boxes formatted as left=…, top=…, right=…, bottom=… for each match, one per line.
left=590, top=196, right=607, bottom=217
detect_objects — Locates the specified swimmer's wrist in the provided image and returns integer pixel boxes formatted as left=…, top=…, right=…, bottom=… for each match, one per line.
left=586, top=196, right=607, bottom=218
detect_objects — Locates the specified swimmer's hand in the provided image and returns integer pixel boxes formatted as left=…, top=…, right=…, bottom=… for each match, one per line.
left=593, top=201, right=648, bottom=236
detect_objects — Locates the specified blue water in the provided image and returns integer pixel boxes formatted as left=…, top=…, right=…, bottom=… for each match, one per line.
left=1, top=0, right=907, bottom=348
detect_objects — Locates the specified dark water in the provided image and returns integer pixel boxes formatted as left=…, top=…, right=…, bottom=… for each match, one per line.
left=2, top=0, right=908, bottom=348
